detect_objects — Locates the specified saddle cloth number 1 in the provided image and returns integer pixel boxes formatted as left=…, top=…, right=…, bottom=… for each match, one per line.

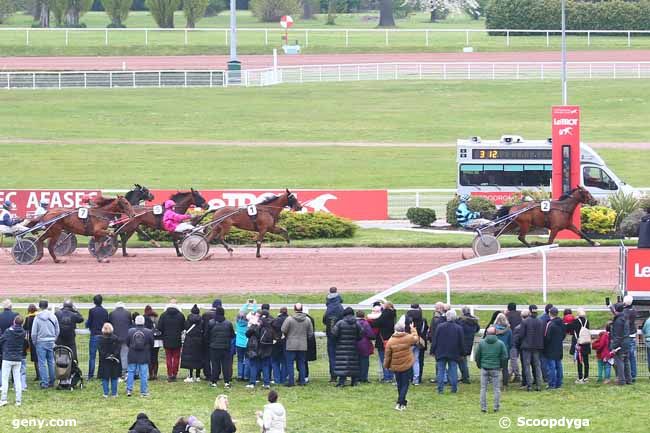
left=247, top=205, right=258, bottom=216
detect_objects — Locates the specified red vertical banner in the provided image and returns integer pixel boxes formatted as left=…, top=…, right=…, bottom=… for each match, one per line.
left=551, top=106, right=582, bottom=238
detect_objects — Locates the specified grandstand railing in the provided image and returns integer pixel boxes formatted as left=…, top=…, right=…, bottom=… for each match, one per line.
left=4, top=62, right=650, bottom=90
left=2, top=27, right=650, bottom=49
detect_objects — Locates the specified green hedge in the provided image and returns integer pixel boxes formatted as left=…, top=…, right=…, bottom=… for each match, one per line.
left=406, top=207, right=437, bottom=227
left=486, top=0, right=650, bottom=32
left=137, top=211, right=357, bottom=244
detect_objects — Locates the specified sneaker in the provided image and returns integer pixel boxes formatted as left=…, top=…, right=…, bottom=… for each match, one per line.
left=141, top=393, right=149, bottom=398
left=15, top=402, right=21, bottom=407
left=195, top=377, right=201, bottom=383
left=583, top=378, right=589, bottom=383
left=246, top=384, right=255, bottom=389
left=0, top=401, right=7, bottom=407
left=103, top=394, right=108, bottom=399
left=575, top=379, right=584, bottom=384
left=395, top=404, right=401, bottom=411
left=211, top=383, right=217, bottom=387
left=126, top=391, right=132, bottom=397
left=481, top=409, right=487, bottom=413
left=184, top=377, right=194, bottom=383
left=263, top=385, right=270, bottom=389
left=224, top=383, right=231, bottom=389
left=112, top=394, right=118, bottom=398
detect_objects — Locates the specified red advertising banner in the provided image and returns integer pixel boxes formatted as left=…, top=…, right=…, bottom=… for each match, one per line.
left=0, top=189, right=101, bottom=218
left=146, top=189, right=388, bottom=221
left=626, top=248, right=650, bottom=293
left=552, top=105, right=582, bottom=238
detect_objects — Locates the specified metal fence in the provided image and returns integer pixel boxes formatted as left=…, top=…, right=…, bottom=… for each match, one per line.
left=2, top=27, right=650, bottom=49
left=4, top=62, right=650, bottom=90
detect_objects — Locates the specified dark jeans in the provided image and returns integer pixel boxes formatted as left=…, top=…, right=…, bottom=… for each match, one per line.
left=327, top=337, right=337, bottom=379
left=88, top=335, right=99, bottom=379
left=377, top=347, right=394, bottom=381
left=545, top=358, right=563, bottom=389
left=236, top=346, right=249, bottom=380
left=249, top=357, right=271, bottom=386
left=436, top=359, right=458, bottom=393
left=577, top=352, right=590, bottom=380
left=285, top=351, right=306, bottom=386
left=627, top=338, right=637, bottom=380
left=271, top=351, right=286, bottom=384
left=394, top=368, right=413, bottom=406
left=458, top=356, right=470, bottom=381
left=614, top=350, right=632, bottom=385
left=522, top=349, right=543, bottom=390
left=149, top=347, right=159, bottom=379
left=359, top=355, right=370, bottom=382
left=209, top=348, right=233, bottom=384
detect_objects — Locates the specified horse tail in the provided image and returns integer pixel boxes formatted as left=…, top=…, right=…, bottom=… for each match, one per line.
left=495, top=205, right=512, bottom=221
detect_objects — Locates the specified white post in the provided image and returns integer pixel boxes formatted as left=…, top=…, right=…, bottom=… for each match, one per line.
left=345, top=29, right=349, bottom=47
left=587, top=31, right=590, bottom=47
left=628, top=31, right=631, bottom=47
left=145, top=29, right=148, bottom=46
left=184, top=29, right=188, bottom=45
left=184, top=71, right=187, bottom=88
left=109, top=71, right=112, bottom=88
left=506, top=30, right=510, bottom=47
left=466, top=30, right=469, bottom=46
left=542, top=249, right=548, bottom=303
left=589, top=63, right=592, bottom=79
left=132, top=71, right=136, bottom=88
left=385, top=30, right=388, bottom=46
left=415, top=192, right=420, bottom=207
left=613, top=63, right=617, bottom=79
left=443, top=271, right=451, bottom=305
left=425, top=30, right=429, bottom=47
left=105, top=29, right=108, bottom=46
left=65, top=29, right=69, bottom=46
left=32, top=73, right=35, bottom=89
left=546, top=31, right=549, bottom=47
left=264, top=29, right=268, bottom=46
left=26, top=29, right=29, bottom=46
left=357, top=65, right=360, bottom=81
left=58, top=73, right=61, bottom=89
left=158, top=71, right=161, bottom=88
left=84, top=72, right=87, bottom=88
left=210, top=71, right=213, bottom=88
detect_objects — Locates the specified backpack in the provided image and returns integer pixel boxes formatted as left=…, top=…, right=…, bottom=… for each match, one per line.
left=577, top=320, right=591, bottom=345
left=131, top=329, right=147, bottom=351
left=260, top=326, right=274, bottom=346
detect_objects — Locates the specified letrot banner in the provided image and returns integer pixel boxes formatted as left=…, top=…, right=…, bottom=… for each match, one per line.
left=0, top=189, right=388, bottom=221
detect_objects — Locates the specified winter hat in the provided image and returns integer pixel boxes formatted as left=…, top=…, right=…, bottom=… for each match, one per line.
left=212, top=299, right=222, bottom=308
left=343, top=307, right=354, bottom=316
left=614, top=303, right=625, bottom=313
left=529, top=304, right=538, bottom=313
left=372, top=301, right=381, bottom=307
left=261, top=303, right=270, bottom=311
left=549, top=307, right=559, bottom=317
left=507, top=302, right=517, bottom=311
left=136, top=413, right=148, bottom=421
left=215, top=306, right=225, bottom=317
left=191, top=304, right=200, bottom=315
left=135, top=315, right=145, bottom=325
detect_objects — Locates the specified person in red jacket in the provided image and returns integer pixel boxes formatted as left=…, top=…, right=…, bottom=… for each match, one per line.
left=592, top=324, right=612, bottom=384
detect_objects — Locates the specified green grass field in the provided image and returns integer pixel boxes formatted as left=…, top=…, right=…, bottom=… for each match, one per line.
left=1, top=11, right=648, bottom=55
left=2, top=81, right=649, bottom=190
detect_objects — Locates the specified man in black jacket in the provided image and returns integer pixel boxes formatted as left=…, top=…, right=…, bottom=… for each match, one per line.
left=519, top=305, right=545, bottom=391
left=323, top=287, right=344, bottom=383
left=201, top=299, right=222, bottom=380
left=158, top=300, right=185, bottom=382
left=55, top=300, right=84, bottom=361
left=126, top=315, right=154, bottom=397
left=86, top=294, right=108, bottom=380
left=109, top=302, right=132, bottom=378
left=611, top=303, right=632, bottom=385
left=623, top=295, right=638, bottom=382
left=543, top=307, right=565, bottom=389
left=457, top=307, right=480, bottom=384
left=432, top=310, right=464, bottom=394
left=372, top=301, right=396, bottom=383
left=206, top=307, right=235, bottom=389
left=506, top=303, right=522, bottom=382
left=332, top=307, right=362, bottom=387
left=271, top=307, right=288, bottom=385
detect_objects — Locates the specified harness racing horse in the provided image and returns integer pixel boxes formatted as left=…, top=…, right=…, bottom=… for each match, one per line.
left=39, top=196, right=135, bottom=263
left=204, top=189, right=302, bottom=258
left=118, top=188, right=209, bottom=257
left=496, top=186, right=599, bottom=248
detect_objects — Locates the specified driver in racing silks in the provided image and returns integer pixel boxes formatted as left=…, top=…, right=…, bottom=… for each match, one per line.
left=455, top=194, right=490, bottom=229
left=162, top=199, right=195, bottom=233
left=0, top=200, right=29, bottom=235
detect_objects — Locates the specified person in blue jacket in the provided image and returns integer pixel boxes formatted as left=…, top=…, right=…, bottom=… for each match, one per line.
left=0, top=200, right=28, bottom=236
left=455, top=195, right=481, bottom=228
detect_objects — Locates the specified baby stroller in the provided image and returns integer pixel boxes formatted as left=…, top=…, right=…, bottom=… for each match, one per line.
left=54, top=345, right=84, bottom=390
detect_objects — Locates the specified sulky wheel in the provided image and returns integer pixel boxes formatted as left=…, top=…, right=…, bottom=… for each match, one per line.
left=181, top=234, right=210, bottom=262
left=54, top=232, right=77, bottom=256
left=93, top=236, right=117, bottom=260
left=12, top=238, right=40, bottom=265
left=472, top=234, right=501, bottom=257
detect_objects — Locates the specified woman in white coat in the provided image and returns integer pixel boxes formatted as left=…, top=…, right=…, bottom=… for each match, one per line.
left=256, top=390, right=286, bottom=433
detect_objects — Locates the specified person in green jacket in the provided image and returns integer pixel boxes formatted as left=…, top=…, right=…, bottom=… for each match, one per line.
left=643, top=316, right=650, bottom=374
left=475, top=326, right=508, bottom=413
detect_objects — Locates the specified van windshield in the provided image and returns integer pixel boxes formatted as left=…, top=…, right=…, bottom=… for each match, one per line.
left=583, top=166, right=618, bottom=190
left=460, top=164, right=552, bottom=187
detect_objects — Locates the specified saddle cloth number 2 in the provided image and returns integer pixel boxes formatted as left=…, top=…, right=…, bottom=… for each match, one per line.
left=541, top=201, right=551, bottom=212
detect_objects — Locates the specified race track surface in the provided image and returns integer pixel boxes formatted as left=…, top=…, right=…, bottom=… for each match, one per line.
left=2, top=50, right=650, bottom=71
left=2, top=246, right=617, bottom=297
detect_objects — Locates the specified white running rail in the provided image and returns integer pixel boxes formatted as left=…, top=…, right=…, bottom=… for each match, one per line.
left=360, top=244, right=560, bottom=306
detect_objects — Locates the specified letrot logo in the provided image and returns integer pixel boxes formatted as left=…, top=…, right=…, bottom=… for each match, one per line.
left=558, top=127, right=573, bottom=136
left=302, top=194, right=337, bottom=213
left=553, top=118, right=578, bottom=126
left=634, top=263, right=650, bottom=278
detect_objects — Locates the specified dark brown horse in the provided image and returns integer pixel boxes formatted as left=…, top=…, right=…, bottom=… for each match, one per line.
left=496, top=186, right=599, bottom=247
left=39, top=196, right=135, bottom=263
left=205, top=189, right=302, bottom=258
left=115, top=189, right=208, bottom=257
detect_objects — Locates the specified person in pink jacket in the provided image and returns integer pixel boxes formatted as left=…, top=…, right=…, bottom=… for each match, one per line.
left=162, top=200, right=194, bottom=233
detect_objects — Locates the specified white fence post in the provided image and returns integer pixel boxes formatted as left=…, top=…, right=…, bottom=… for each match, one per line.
left=357, top=65, right=361, bottom=81
left=132, top=71, right=136, bottom=88
left=158, top=71, right=161, bottom=88
left=345, top=29, right=349, bottom=47
left=385, top=30, right=388, bottom=46
left=639, top=63, right=642, bottom=79
left=145, top=29, right=148, bottom=46
left=184, top=71, right=188, bottom=87
left=465, top=30, right=469, bottom=46
left=58, top=72, right=61, bottom=89
left=184, top=29, right=188, bottom=45
left=25, top=29, right=29, bottom=46
left=628, top=31, right=631, bottom=47
left=265, top=29, right=268, bottom=45
left=415, top=191, right=420, bottom=207
left=84, top=72, right=87, bottom=88
left=32, top=72, right=35, bottom=89
left=109, top=71, right=112, bottom=88
left=425, top=29, right=429, bottom=47
left=589, top=63, right=592, bottom=79
left=105, top=29, right=108, bottom=46
left=506, top=30, right=510, bottom=47
left=65, top=29, right=69, bottom=46
left=338, top=65, right=341, bottom=81
left=614, top=63, right=617, bottom=79
left=546, top=31, right=549, bottom=47
left=587, top=31, right=591, bottom=47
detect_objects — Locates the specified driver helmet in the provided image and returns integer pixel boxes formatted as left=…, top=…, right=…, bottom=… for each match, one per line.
left=2, top=200, right=12, bottom=210
left=459, top=194, right=471, bottom=203
left=164, top=200, right=175, bottom=210
left=40, top=198, right=50, bottom=208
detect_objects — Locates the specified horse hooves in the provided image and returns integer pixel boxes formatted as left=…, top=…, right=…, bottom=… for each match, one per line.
left=228, top=251, right=234, bottom=257
left=54, top=259, right=66, bottom=264
left=256, top=254, right=261, bottom=258
left=593, top=242, right=601, bottom=247
left=98, top=258, right=110, bottom=264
